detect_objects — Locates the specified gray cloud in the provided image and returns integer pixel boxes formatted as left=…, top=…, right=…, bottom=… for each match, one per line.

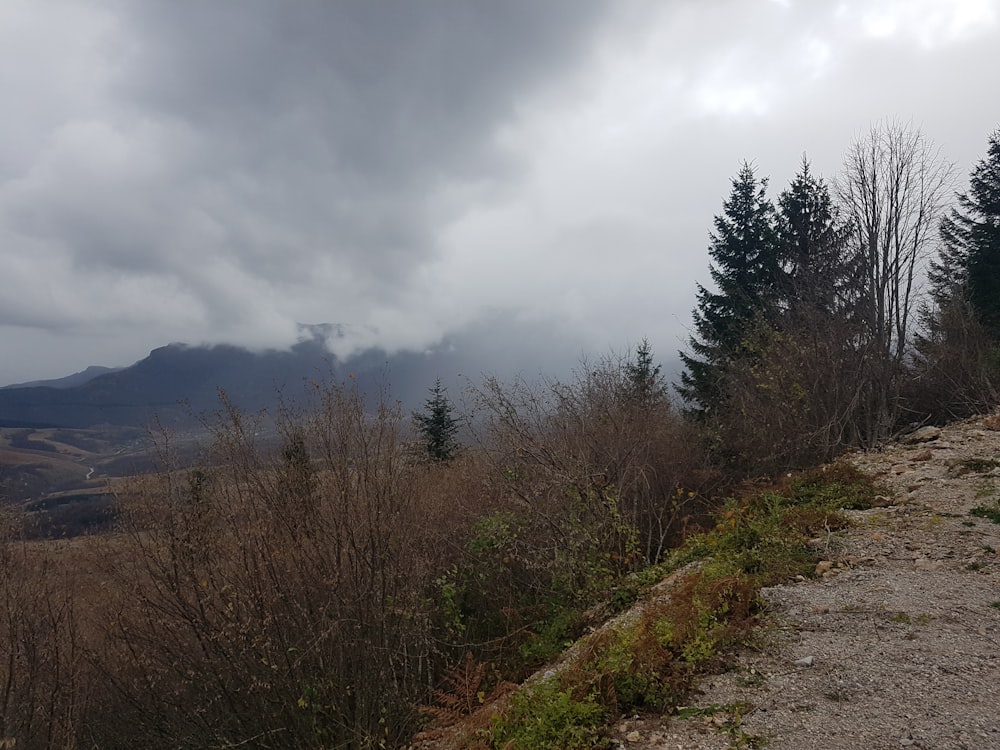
left=1, top=0, right=998, bottom=385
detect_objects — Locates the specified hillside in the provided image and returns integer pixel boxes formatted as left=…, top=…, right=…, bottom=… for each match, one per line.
left=413, top=415, right=1000, bottom=750
left=609, top=418, right=1000, bottom=748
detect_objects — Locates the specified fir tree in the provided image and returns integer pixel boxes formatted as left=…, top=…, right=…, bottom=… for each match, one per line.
left=623, top=338, right=667, bottom=406
left=936, top=129, right=1000, bottom=339
left=413, top=378, right=460, bottom=462
left=776, top=157, right=855, bottom=315
left=679, top=162, right=780, bottom=413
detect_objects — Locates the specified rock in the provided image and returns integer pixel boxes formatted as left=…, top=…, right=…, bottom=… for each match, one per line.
left=982, top=414, right=1000, bottom=430
left=625, top=730, right=642, bottom=743
left=905, top=426, right=941, bottom=443
left=911, top=449, right=933, bottom=461
left=892, top=464, right=909, bottom=474
left=794, top=656, right=815, bottom=667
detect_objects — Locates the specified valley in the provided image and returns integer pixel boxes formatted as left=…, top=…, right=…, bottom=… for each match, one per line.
left=0, top=424, right=203, bottom=537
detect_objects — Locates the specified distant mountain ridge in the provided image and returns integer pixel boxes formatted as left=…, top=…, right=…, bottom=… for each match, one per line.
left=2, top=365, right=123, bottom=390
left=0, top=334, right=459, bottom=429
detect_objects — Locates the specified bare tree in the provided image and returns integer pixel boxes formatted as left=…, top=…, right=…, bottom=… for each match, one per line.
left=835, top=120, right=953, bottom=441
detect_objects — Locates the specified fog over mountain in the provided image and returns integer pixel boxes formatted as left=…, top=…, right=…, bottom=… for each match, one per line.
left=2, top=1, right=998, bottom=386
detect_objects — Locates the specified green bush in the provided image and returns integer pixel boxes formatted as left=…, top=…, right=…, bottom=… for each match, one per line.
left=486, top=679, right=608, bottom=750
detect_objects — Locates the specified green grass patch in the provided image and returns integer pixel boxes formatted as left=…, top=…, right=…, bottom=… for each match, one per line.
left=970, top=502, right=1000, bottom=524
left=483, top=461, right=881, bottom=746
left=484, top=679, right=608, bottom=750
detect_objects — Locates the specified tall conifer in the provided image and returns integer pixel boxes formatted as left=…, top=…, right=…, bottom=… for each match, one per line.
left=679, top=162, right=780, bottom=413
left=936, top=129, right=1000, bottom=338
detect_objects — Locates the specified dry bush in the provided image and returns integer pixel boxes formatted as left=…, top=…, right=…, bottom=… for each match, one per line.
left=907, top=299, right=1000, bottom=423
left=90, top=382, right=456, bottom=749
left=472, top=356, right=716, bottom=571
left=0, top=518, right=91, bottom=749
left=713, top=312, right=880, bottom=475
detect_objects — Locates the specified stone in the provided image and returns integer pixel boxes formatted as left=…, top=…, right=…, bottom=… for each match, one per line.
left=794, top=656, right=815, bottom=667
left=982, top=414, right=1000, bottom=431
left=625, top=730, right=642, bottom=743
left=905, top=426, right=941, bottom=443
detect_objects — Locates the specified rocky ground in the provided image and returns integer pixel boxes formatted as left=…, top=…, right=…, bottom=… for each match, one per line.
left=612, top=416, right=1000, bottom=750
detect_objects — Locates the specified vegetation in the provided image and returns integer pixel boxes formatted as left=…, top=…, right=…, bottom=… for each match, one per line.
left=678, top=162, right=781, bottom=415
left=479, top=463, right=877, bottom=749
left=1, top=123, right=999, bottom=748
left=414, top=378, right=461, bottom=463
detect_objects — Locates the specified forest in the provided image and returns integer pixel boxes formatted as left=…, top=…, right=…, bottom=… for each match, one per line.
left=1, top=121, right=999, bottom=749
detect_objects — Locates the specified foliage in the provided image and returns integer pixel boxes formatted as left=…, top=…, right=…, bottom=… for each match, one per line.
left=623, top=338, right=669, bottom=406
left=92, top=383, right=448, bottom=748
left=679, top=162, right=781, bottom=415
left=482, top=463, right=879, bottom=743
left=776, top=157, right=856, bottom=316
left=485, top=679, right=608, bottom=750
left=414, top=377, right=461, bottom=462
left=937, top=129, right=1000, bottom=340
left=914, top=129, right=1000, bottom=421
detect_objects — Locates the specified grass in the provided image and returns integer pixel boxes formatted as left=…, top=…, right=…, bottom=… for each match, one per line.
left=970, top=502, right=1000, bottom=524
left=954, top=457, right=1000, bottom=474
left=479, top=461, right=881, bottom=749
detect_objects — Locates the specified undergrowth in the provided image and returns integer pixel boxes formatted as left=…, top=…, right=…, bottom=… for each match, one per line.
left=476, top=461, right=880, bottom=749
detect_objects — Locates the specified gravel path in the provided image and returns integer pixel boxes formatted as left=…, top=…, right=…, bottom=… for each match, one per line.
left=614, top=416, right=1000, bottom=750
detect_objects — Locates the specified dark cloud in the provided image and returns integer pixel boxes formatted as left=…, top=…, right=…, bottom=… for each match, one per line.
left=1, top=0, right=998, bottom=386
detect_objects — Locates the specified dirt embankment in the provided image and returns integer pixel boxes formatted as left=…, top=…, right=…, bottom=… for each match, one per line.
left=619, top=416, right=1000, bottom=750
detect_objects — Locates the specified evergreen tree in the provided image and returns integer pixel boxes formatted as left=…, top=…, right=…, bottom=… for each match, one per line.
left=623, top=338, right=667, bottom=406
left=936, top=129, right=1000, bottom=338
left=413, top=378, right=459, bottom=462
left=913, top=129, right=1000, bottom=420
left=678, top=162, right=780, bottom=413
left=776, top=157, right=855, bottom=315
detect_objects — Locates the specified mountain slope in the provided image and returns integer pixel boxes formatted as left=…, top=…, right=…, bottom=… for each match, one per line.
left=0, top=338, right=461, bottom=429
left=1, top=365, right=123, bottom=390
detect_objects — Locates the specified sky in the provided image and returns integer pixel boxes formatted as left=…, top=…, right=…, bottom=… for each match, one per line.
left=2, top=0, right=999, bottom=386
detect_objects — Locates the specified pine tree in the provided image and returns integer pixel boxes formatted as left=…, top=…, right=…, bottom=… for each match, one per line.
left=678, top=162, right=780, bottom=413
left=413, top=378, right=460, bottom=462
left=937, top=129, right=1000, bottom=339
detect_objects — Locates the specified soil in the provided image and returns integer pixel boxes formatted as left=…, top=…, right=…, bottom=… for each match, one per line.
left=613, top=415, right=1000, bottom=750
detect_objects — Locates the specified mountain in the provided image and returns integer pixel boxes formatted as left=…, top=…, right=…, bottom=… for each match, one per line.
left=0, top=335, right=462, bottom=429
left=1, top=365, right=123, bottom=390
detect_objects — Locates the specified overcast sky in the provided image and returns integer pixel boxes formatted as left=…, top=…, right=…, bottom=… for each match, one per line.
left=2, top=0, right=999, bottom=386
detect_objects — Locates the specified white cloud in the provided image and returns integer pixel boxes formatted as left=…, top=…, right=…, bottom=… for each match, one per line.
left=850, top=0, right=999, bottom=47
